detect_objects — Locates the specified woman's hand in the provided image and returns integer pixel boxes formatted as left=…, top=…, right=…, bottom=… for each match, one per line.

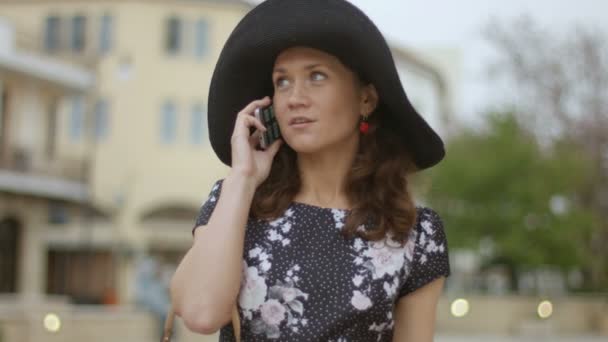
left=229, top=96, right=283, bottom=187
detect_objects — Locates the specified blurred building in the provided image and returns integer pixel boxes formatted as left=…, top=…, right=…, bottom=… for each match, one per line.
left=0, top=15, right=95, bottom=299
left=392, top=45, right=460, bottom=139
left=0, top=0, right=251, bottom=308
left=0, top=0, right=455, bottom=341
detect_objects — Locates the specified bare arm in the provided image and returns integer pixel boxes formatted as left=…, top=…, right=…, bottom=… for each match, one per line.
left=170, top=174, right=256, bottom=334
left=392, top=277, right=445, bottom=342
left=169, top=96, right=282, bottom=334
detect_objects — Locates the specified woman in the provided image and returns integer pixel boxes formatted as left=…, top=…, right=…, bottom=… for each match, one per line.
left=170, top=0, right=450, bottom=341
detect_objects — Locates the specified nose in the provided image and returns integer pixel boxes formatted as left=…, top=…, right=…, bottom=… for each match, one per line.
left=287, top=81, right=309, bottom=109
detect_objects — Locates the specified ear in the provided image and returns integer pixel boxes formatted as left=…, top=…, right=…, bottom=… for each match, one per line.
left=360, top=84, right=379, bottom=116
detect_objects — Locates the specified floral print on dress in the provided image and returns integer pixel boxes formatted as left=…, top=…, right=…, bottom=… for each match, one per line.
left=239, top=260, right=268, bottom=311
left=332, top=220, right=416, bottom=306
left=242, top=261, right=310, bottom=339
left=193, top=179, right=450, bottom=341
left=398, top=207, right=450, bottom=298
left=331, top=208, right=419, bottom=340
left=418, top=217, right=446, bottom=264
left=266, top=208, right=295, bottom=246
left=369, top=311, right=395, bottom=342
left=237, top=207, right=310, bottom=340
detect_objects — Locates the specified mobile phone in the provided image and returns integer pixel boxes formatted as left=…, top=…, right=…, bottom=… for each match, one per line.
left=254, top=105, right=282, bottom=149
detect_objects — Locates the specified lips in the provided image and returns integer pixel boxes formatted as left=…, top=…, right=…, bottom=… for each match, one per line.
left=289, top=116, right=315, bottom=126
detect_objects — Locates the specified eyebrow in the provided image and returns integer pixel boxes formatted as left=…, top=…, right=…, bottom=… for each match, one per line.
left=273, top=63, right=324, bottom=74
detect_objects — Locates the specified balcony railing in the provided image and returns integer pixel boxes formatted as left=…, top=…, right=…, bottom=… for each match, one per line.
left=0, top=147, right=89, bottom=182
left=13, top=25, right=98, bottom=70
left=0, top=147, right=90, bottom=202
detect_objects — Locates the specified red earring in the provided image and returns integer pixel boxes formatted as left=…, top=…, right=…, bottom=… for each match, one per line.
left=359, top=115, right=369, bottom=134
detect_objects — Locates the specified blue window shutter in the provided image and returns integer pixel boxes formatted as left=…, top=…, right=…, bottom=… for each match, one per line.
left=191, top=103, right=206, bottom=144
left=194, top=19, right=209, bottom=58
left=69, top=96, right=84, bottom=141
left=99, top=14, right=113, bottom=54
left=71, top=15, right=86, bottom=52
left=166, top=17, right=181, bottom=54
left=161, top=101, right=177, bottom=143
left=44, top=16, right=61, bottom=52
left=94, top=99, right=109, bottom=141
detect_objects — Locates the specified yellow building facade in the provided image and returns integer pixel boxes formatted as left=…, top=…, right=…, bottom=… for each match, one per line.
left=0, top=0, right=252, bottom=310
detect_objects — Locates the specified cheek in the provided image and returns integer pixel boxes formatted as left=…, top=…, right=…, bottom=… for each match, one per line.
left=321, top=93, right=361, bottom=126
left=273, top=95, right=289, bottom=127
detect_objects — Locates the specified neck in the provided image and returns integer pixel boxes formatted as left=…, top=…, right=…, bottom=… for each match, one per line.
left=294, top=136, right=359, bottom=209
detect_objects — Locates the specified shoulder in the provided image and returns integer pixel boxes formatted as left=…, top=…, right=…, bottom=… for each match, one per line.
left=414, top=206, right=444, bottom=228
left=411, top=206, right=448, bottom=245
left=208, top=178, right=225, bottom=195
left=212, top=178, right=225, bottom=191
left=199, top=178, right=225, bottom=207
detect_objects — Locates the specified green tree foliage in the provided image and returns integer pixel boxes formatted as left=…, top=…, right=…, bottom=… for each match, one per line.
left=481, top=16, right=608, bottom=290
left=424, top=112, right=600, bottom=289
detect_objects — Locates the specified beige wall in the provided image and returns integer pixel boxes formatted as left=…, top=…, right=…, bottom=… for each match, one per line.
left=0, top=0, right=251, bottom=309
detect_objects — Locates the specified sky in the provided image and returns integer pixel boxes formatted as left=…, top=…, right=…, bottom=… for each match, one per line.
left=249, top=0, right=608, bottom=126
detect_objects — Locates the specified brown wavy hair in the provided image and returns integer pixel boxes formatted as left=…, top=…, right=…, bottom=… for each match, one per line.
left=250, top=106, right=419, bottom=246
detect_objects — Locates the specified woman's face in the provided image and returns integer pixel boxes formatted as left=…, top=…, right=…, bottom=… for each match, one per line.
left=272, top=47, right=377, bottom=155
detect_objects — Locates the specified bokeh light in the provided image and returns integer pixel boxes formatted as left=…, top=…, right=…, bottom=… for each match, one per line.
left=537, top=300, right=553, bottom=319
left=43, top=313, right=61, bottom=333
left=450, top=298, right=470, bottom=318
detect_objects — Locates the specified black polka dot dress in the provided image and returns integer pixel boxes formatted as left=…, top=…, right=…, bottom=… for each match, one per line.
left=193, top=179, right=450, bottom=341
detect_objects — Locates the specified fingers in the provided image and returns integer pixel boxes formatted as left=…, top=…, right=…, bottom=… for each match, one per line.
left=246, top=115, right=267, bottom=133
left=249, top=129, right=263, bottom=146
left=240, top=96, right=271, bottom=116
left=233, top=97, right=272, bottom=137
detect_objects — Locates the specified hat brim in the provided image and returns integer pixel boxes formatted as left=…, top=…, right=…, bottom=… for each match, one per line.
left=208, top=0, right=445, bottom=170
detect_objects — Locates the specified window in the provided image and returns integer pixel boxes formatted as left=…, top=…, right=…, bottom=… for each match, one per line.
left=44, top=15, right=61, bottom=52
left=99, top=14, right=113, bottom=54
left=117, top=56, right=133, bottom=81
left=161, top=101, right=177, bottom=143
left=45, top=98, right=59, bottom=157
left=0, top=86, right=11, bottom=164
left=165, top=16, right=181, bottom=54
left=47, top=250, right=115, bottom=304
left=69, top=96, right=84, bottom=141
left=194, top=19, right=209, bottom=58
left=0, top=218, right=20, bottom=293
left=48, top=202, right=69, bottom=225
left=71, top=15, right=87, bottom=52
left=94, top=99, right=109, bottom=141
left=191, top=103, right=206, bottom=144
left=0, top=81, right=5, bottom=139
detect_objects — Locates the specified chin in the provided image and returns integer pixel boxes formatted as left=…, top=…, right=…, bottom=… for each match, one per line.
left=284, top=137, right=324, bottom=154
left=289, top=143, right=322, bottom=154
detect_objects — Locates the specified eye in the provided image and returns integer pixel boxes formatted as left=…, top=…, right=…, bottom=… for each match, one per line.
left=274, top=77, right=290, bottom=88
left=311, top=71, right=327, bottom=81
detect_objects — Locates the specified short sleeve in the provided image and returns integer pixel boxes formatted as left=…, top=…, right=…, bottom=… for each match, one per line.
left=398, top=207, right=450, bottom=298
left=191, top=179, right=224, bottom=235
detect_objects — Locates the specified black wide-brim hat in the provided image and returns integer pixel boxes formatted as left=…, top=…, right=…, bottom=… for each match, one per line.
left=208, top=0, right=445, bottom=170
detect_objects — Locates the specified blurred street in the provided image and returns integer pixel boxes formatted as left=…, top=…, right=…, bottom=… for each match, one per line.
left=436, top=335, right=605, bottom=342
